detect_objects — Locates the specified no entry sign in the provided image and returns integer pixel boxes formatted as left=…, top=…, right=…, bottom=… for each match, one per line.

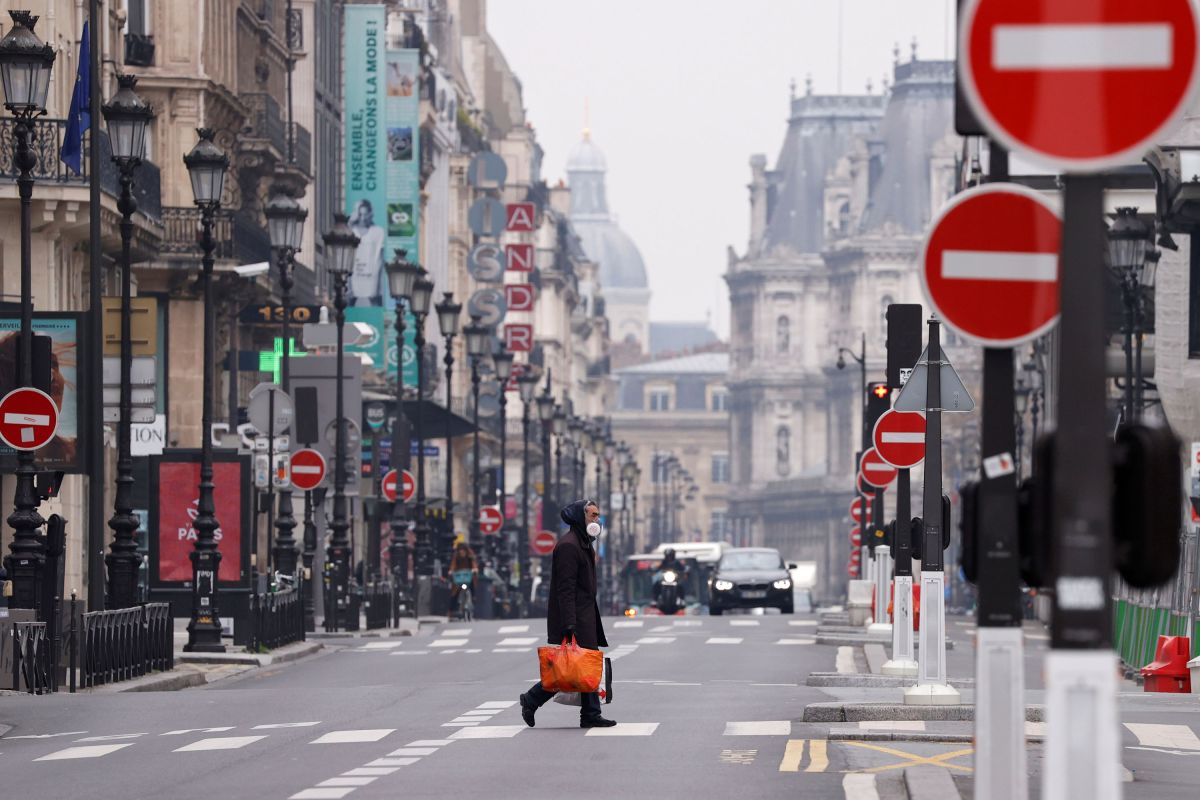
left=0, top=388, right=59, bottom=451
left=850, top=497, right=866, bottom=524
left=921, top=184, right=1062, bottom=347
left=850, top=527, right=862, bottom=546
left=382, top=469, right=416, bottom=503
left=961, top=0, right=1200, bottom=171
left=856, top=474, right=876, bottom=499
left=873, top=410, right=926, bottom=469
left=479, top=506, right=504, bottom=535
left=531, top=530, right=557, bottom=556
left=860, top=448, right=898, bottom=489
left=290, top=448, right=327, bottom=491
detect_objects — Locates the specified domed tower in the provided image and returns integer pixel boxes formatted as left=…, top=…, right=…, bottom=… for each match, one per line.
left=567, top=129, right=651, bottom=356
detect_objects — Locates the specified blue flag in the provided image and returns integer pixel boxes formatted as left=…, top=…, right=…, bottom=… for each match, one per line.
left=60, top=21, right=90, bottom=175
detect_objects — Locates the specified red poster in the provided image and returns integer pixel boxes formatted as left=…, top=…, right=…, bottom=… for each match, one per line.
left=157, top=460, right=243, bottom=582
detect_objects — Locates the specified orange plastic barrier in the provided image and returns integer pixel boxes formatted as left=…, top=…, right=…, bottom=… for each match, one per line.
left=1141, top=635, right=1192, bottom=693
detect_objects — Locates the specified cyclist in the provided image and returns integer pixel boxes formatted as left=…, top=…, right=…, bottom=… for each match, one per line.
left=449, top=542, right=479, bottom=620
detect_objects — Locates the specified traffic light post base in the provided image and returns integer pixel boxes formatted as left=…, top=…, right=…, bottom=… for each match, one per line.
left=882, top=575, right=918, bottom=677
left=1042, top=649, right=1122, bottom=800
left=975, top=626, right=1028, bottom=800
left=904, top=570, right=960, bottom=705
left=867, top=545, right=893, bottom=635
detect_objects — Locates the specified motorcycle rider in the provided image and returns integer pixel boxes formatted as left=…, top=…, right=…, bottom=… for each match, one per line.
left=652, top=548, right=687, bottom=606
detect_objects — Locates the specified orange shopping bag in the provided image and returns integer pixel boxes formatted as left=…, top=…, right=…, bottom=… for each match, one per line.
left=538, top=635, right=603, bottom=693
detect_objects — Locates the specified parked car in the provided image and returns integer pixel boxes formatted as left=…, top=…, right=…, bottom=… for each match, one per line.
left=708, top=547, right=794, bottom=615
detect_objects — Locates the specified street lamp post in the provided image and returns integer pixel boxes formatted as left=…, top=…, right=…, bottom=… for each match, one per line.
left=492, top=348, right=514, bottom=570
left=409, top=271, right=435, bottom=575
left=1107, top=207, right=1152, bottom=426
left=101, top=74, right=154, bottom=610
left=1014, top=374, right=1031, bottom=479
left=384, top=250, right=420, bottom=587
left=264, top=187, right=307, bottom=576
left=535, top=380, right=555, bottom=568
left=435, top=292, right=463, bottom=571
left=621, top=457, right=637, bottom=557
left=463, top=316, right=490, bottom=554
left=517, top=369, right=540, bottom=601
left=0, top=10, right=55, bottom=612
left=321, top=214, right=359, bottom=632
left=182, top=129, right=230, bottom=652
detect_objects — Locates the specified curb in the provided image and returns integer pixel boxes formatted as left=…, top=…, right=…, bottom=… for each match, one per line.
left=817, top=634, right=955, bottom=649
left=93, top=667, right=208, bottom=693
left=805, top=672, right=975, bottom=688
left=802, top=702, right=1046, bottom=723
left=177, top=640, right=323, bottom=667
left=905, top=766, right=962, bottom=800
left=828, top=730, right=1044, bottom=743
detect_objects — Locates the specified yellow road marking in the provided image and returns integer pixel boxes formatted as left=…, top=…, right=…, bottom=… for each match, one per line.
left=806, top=738, right=829, bottom=772
left=779, top=739, right=805, bottom=772
left=843, top=741, right=974, bottom=774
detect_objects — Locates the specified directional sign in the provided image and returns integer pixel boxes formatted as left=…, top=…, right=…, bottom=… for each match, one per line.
left=479, top=506, right=504, bottom=535
left=894, top=345, right=976, bottom=413
left=961, top=0, right=1200, bottom=171
left=921, top=184, right=1062, bottom=348
left=873, top=410, right=927, bottom=469
left=860, top=448, right=898, bottom=489
left=850, top=527, right=862, bottom=547
left=290, top=448, right=327, bottom=491
left=850, top=497, right=866, bottom=524
left=531, top=529, right=557, bottom=556
left=0, top=388, right=59, bottom=451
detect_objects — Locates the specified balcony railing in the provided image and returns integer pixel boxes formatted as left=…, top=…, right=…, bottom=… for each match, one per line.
left=161, top=206, right=272, bottom=266
left=242, top=92, right=289, bottom=157
left=291, top=121, right=312, bottom=176
left=0, top=118, right=162, bottom=220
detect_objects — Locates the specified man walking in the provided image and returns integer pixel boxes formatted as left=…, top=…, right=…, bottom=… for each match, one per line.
left=519, top=499, right=616, bottom=728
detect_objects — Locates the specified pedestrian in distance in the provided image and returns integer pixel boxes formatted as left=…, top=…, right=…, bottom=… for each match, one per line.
left=519, top=499, right=616, bottom=728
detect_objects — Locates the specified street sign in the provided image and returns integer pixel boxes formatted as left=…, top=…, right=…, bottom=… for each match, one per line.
left=383, top=468, right=415, bottom=503
left=856, top=474, right=875, bottom=499
left=921, top=184, right=1062, bottom=348
left=248, top=384, right=293, bottom=435
left=102, top=355, right=156, bottom=386
left=894, top=345, right=975, bottom=413
left=860, top=448, right=898, bottom=489
left=873, top=410, right=927, bottom=469
left=849, top=548, right=862, bottom=565
left=401, top=469, right=415, bottom=503
left=290, top=448, right=327, bottom=491
left=850, top=527, right=862, bottom=547
left=479, top=506, right=503, bottom=535
left=531, top=529, right=557, bottom=556
left=850, top=497, right=865, bottom=524
left=961, top=0, right=1200, bottom=172
left=468, top=197, right=506, bottom=237
left=365, top=402, right=387, bottom=430
left=381, top=469, right=399, bottom=502
left=0, top=387, right=59, bottom=451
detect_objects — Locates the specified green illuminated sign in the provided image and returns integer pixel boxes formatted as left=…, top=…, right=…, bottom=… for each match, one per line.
left=258, top=337, right=307, bottom=383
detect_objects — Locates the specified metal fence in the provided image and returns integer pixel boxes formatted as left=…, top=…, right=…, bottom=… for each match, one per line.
left=364, top=580, right=393, bottom=630
left=11, top=621, right=53, bottom=695
left=76, top=603, right=174, bottom=690
left=1113, top=528, right=1200, bottom=668
left=249, top=586, right=304, bottom=652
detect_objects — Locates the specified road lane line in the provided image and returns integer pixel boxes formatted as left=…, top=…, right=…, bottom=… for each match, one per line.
left=364, top=758, right=418, bottom=767
left=341, top=767, right=399, bottom=776
left=76, top=733, right=146, bottom=741
left=775, top=638, right=816, bottom=645
left=612, top=620, right=643, bottom=628
left=449, top=725, right=526, bottom=739
left=431, top=638, right=469, bottom=647
left=478, top=701, right=517, bottom=709
left=636, top=636, right=676, bottom=644
left=730, top=620, right=759, bottom=627
left=498, top=624, right=530, bottom=633
left=317, top=778, right=377, bottom=787
left=726, top=721, right=791, bottom=736
left=806, top=739, right=829, bottom=772
left=163, top=727, right=237, bottom=735
left=585, top=723, right=658, bottom=736
left=859, top=721, right=925, bottom=731
left=254, top=722, right=321, bottom=730
left=310, top=729, right=394, bottom=744
left=842, top=773, right=881, bottom=800
left=836, top=646, right=857, bottom=674
left=497, top=637, right=537, bottom=646
left=34, top=744, right=133, bottom=761
left=1123, top=723, right=1200, bottom=751
left=778, top=739, right=805, bottom=771
left=291, top=789, right=355, bottom=800
left=174, top=736, right=268, bottom=752
left=706, top=637, right=743, bottom=644
left=386, top=747, right=439, bottom=756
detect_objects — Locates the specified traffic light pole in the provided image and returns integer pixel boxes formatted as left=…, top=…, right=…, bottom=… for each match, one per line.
left=882, top=468, right=917, bottom=676
left=905, top=317, right=959, bottom=704
left=868, top=486, right=891, bottom=635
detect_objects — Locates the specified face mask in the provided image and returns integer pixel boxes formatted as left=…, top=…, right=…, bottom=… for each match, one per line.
left=586, top=522, right=602, bottom=540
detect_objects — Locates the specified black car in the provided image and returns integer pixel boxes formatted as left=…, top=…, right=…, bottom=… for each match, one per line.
left=708, top=547, right=793, bottom=615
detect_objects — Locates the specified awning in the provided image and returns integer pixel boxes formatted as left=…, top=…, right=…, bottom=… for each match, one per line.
left=403, top=399, right=476, bottom=439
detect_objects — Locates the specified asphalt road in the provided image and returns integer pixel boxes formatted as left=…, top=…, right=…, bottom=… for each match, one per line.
left=2, top=612, right=1199, bottom=800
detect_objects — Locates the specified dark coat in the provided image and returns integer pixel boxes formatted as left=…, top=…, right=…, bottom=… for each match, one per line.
left=546, top=501, right=608, bottom=651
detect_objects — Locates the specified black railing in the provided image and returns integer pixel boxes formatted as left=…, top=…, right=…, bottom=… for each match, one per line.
left=249, top=586, right=304, bottom=651
left=291, top=122, right=312, bottom=176
left=161, top=206, right=271, bottom=266
left=242, top=92, right=289, bottom=158
left=76, top=603, right=174, bottom=690
left=12, top=621, right=53, bottom=695
left=364, top=579, right=393, bottom=630
left=0, top=118, right=162, bottom=220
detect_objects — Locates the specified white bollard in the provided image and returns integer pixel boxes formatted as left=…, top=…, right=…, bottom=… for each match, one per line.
left=882, top=574, right=918, bottom=676
left=904, top=570, right=960, bottom=704
left=975, top=627, right=1028, bottom=800
left=867, top=545, right=893, bottom=636
left=1042, top=650, right=1122, bottom=800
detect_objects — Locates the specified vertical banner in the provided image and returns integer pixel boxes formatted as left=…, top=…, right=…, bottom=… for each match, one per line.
left=386, top=48, right=421, bottom=267
left=344, top=4, right=388, bottom=307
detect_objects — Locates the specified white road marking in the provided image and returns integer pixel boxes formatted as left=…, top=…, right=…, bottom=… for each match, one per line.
left=450, top=725, right=527, bottom=739
left=776, top=638, right=816, bottom=645
left=673, top=619, right=702, bottom=627
left=386, top=747, right=439, bottom=756
left=175, top=736, right=267, bottom=752
left=706, top=637, right=743, bottom=645
left=492, top=647, right=532, bottom=653
left=498, top=624, right=530, bottom=633
left=859, top=721, right=926, bottom=731
left=443, top=628, right=472, bottom=635
left=613, top=620, right=643, bottom=628
left=993, top=24, right=1173, bottom=70
left=407, top=739, right=457, bottom=746
left=75, top=733, right=146, bottom=742
left=1123, top=723, right=1200, bottom=751
left=431, top=638, right=469, bottom=648
left=730, top=620, right=759, bottom=627
left=342, top=767, right=400, bottom=776
left=253, top=722, right=321, bottom=730
left=636, top=637, right=675, bottom=644
left=360, top=641, right=403, bottom=650
left=842, top=773, right=881, bottom=800
left=478, top=701, right=517, bottom=709
left=654, top=682, right=702, bottom=686
left=725, top=721, right=791, bottom=736
left=442, top=721, right=482, bottom=727
left=35, top=744, right=133, bottom=761
left=752, top=683, right=798, bottom=687
left=459, top=710, right=501, bottom=717
left=365, top=757, right=419, bottom=767
left=585, top=723, right=659, bottom=737
left=788, top=620, right=819, bottom=627
left=3, top=731, right=87, bottom=740
left=162, top=727, right=236, bottom=736
left=941, top=250, right=1056, bottom=282
left=650, top=625, right=674, bottom=633
left=317, top=777, right=377, bottom=787
left=310, top=729, right=394, bottom=744
left=836, top=646, right=857, bottom=674
left=390, top=650, right=430, bottom=655
left=498, top=637, right=537, bottom=646
left=291, top=789, right=356, bottom=800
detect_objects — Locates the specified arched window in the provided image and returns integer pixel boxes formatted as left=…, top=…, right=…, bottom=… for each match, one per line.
left=776, top=315, right=791, bottom=355
left=838, top=201, right=851, bottom=234
left=776, top=425, right=791, bottom=477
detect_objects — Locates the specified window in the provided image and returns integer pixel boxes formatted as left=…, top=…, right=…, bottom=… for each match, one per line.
left=776, top=425, right=791, bottom=477
left=711, top=390, right=729, bottom=412
left=651, top=454, right=669, bottom=484
left=776, top=315, right=791, bottom=355
left=711, top=453, right=730, bottom=484
left=648, top=389, right=670, bottom=412
left=710, top=510, right=730, bottom=540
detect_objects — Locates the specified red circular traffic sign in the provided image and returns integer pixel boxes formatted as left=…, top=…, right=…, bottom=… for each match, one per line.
left=479, top=506, right=503, bottom=535
left=381, top=469, right=416, bottom=503
left=961, top=0, right=1200, bottom=171
left=921, top=184, right=1062, bottom=348
left=849, top=548, right=862, bottom=565
left=401, top=470, right=415, bottom=503
left=856, top=474, right=875, bottom=500
left=0, top=388, right=59, bottom=452
left=382, top=469, right=399, bottom=503
left=850, top=497, right=865, bottom=524
left=531, top=530, right=557, bottom=556
left=850, top=527, right=862, bottom=547
left=860, top=448, right=898, bottom=489
left=873, top=410, right=926, bottom=469
left=290, top=448, right=327, bottom=491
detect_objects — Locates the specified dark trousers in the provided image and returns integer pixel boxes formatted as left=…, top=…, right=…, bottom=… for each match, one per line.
left=524, top=681, right=602, bottom=720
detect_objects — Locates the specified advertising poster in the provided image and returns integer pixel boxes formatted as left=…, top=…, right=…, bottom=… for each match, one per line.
left=345, top=306, right=417, bottom=385
left=154, top=459, right=245, bottom=583
left=344, top=4, right=389, bottom=308
left=386, top=48, right=421, bottom=270
left=0, top=314, right=83, bottom=471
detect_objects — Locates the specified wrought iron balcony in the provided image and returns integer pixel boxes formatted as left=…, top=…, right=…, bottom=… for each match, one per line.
left=161, top=207, right=272, bottom=266
left=0, top=118, right=162, bottom=221
left=240, top=92, right=312, bottom=176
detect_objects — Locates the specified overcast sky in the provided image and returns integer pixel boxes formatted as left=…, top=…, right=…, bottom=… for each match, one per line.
left=487, top=1, right=953, bottom=337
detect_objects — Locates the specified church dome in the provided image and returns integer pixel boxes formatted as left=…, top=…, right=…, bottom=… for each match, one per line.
left=567, top=130, right=607, bottom=172
left=566, top=130, right=648, bottom=291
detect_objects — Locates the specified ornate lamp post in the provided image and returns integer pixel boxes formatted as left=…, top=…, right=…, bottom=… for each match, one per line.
left=435, top=292, right=462, bottom=570
left=321, top=214, right=359, bottom=631
left=100, top=74, right=154, bottom=609
left=384, top=250, right=420, bottom=587
left=536, top=381, right=556, bottom=533
left=1014, top=373, right=1031, bottom=479
left=264, top=187, right=307, bottom=575
left=1107, top=207, right=1153, bottom=425
left=409, top=270, right=435, bottom=575
left=591, top=421, right=606, bottom=507
left=621, top=455, right=637, bottom=556
left=0, top=10, right=55, bottom=611
left=517, top=369, right=540, bottom=596
left=491, top=347, right=514, bottom=569
left=182, top=129, right=229, bottom=651
left=552, top=407, right=566, bottom=524
left=463, top=315, right=490, bottom=552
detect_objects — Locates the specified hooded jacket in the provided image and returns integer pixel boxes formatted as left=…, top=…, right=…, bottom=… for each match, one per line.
left=545, top=500, right=608, bottom=650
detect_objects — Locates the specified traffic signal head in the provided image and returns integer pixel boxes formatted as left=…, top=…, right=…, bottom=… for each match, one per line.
left=871, top=384, right=890, bottom=400
left=866, top=382, right=891, bottom=433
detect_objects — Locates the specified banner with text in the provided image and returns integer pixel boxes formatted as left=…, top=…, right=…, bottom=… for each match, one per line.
left=386, top=48, right=421, bottom=273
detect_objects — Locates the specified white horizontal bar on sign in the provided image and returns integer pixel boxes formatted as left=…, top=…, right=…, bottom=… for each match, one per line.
left=881, top=432, right=923, bottom=443
left=992, top=24, right=1173, bottom=71
left=863, top=463, right=893, bottom=472
left=293, top=465, right=322, bottom=474
left=4, top=413, right=50, bottom=426
left=941, top=250, right=1057, bottom=282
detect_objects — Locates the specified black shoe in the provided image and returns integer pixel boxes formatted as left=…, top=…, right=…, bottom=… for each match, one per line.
left=519, top=694, right=536, bottom=728
left=580, top=716, right=617, bottom=728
